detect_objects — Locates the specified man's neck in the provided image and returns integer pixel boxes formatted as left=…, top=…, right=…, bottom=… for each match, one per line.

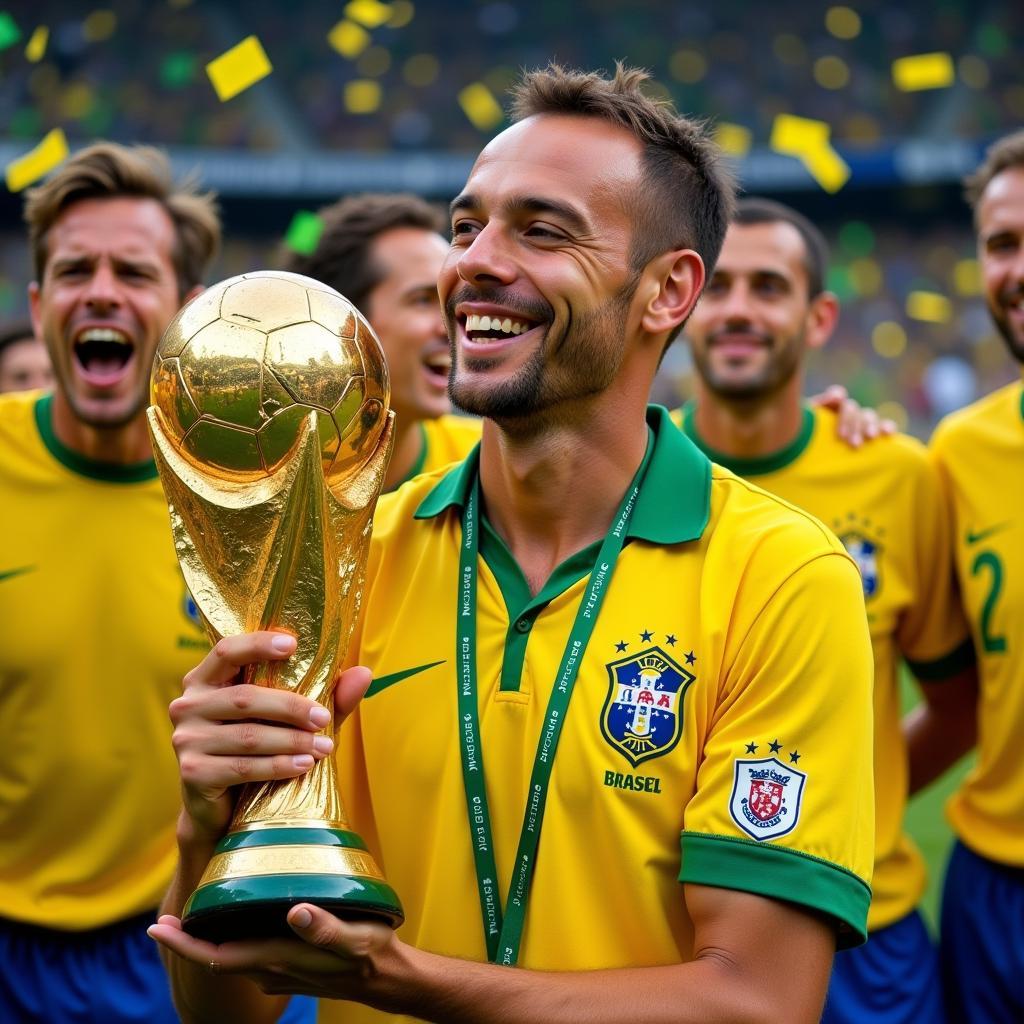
left=51, top=391, right=153, bottom=465
left=691, top=378, right=805, bottom=460
left=479, top=394, right=649, bottom=597
left=383, top=414, right=425, bottom=492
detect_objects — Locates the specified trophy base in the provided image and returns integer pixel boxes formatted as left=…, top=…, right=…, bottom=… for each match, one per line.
left=182, top=825, right=403, bottom=943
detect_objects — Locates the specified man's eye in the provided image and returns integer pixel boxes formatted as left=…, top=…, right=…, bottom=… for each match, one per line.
left=451, top=221, right=480, bottom=237
left=526, top=225, right=562, bottom=240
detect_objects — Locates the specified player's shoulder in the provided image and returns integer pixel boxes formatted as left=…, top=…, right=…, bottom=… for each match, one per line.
left=708, top=462, right=849, bottom=563
left=811, top=405, right=929, bottom=468
left=931, top=381, right=1022, bottom=453
left=0, top=389, right=43, bottom=449
left=373, top=461, right=460, bottom=544
left=429, top=413, right=482, bottom=443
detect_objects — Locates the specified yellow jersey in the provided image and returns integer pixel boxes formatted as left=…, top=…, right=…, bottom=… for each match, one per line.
left=321, top=406, right=874, bottom=1024
left=0, top=391, right=209, bottom=929
left=930, top=380, right=1024, bottom=866
left=675, top=403, right=971, bottom=931
left=389, top=414, right=481, bottom=491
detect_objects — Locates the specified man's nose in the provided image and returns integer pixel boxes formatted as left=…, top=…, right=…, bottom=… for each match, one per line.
left=455, top=223, right=517, bottom=287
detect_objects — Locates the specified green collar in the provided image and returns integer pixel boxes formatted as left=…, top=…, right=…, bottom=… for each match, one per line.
left=680, top=401, right=815, bottom=477
left=34, top=394, right=159, bottom=484
left=415, top=405, right=711, bottom=544
left=386, top=421, right=428, bottom=493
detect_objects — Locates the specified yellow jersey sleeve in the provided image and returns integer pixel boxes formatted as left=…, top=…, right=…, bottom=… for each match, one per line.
left=680, top=549, right=874, bottom=945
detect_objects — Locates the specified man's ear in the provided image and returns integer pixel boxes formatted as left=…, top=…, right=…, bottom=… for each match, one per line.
left=639, top=249, right=705, bottom=338
left=805, top=291, right=839, bottom=351
left=28, top=281, right=42, bottom=340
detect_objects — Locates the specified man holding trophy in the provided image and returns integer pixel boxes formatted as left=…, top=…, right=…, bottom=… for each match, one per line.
left=151, top=65, right=875, bottom=1024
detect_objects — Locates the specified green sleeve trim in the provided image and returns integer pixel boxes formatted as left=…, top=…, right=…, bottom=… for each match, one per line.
left=906, top=637, right=976, bottom=682
left=34, top=394, right=158, bottom=483
left=679, top=831, right=870, bottom=949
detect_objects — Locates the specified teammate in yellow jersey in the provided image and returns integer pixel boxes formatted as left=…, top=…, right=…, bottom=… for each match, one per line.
left=0, top=144, right=317, bottom=1024
left=679, top=197, right=975, bottom=1024
left=914, top=130, right=1024, bottom=1023
left=150, top=65, right=874, bottom=1024
left=282, top=194, right=479, bottom=492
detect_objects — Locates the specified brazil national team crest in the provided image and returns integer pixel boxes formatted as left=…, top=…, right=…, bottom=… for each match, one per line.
left=834, top=514, right=884, bottom=600
left=730, top=757, right=807, bottom=841
left=601, top=646, right=695, bottom=768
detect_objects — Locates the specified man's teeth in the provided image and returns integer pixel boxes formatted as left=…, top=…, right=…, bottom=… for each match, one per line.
left=465, top=314, right=529, bottom=337
left=77, top=328, right=131, bottom=345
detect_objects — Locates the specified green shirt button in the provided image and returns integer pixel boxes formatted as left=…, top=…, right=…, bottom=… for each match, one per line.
left=514, top=618, right=531, bottom=633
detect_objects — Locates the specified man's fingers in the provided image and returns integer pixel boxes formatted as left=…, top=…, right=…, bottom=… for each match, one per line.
left=184, top=631, right=298, bottom=690
left=178, top=751, right=326, bottom=792
left=809, top=384, right=848, bottom=410
left=172, top=684, right=331, bottom=731
left=334, top=666, right=372, bottom=722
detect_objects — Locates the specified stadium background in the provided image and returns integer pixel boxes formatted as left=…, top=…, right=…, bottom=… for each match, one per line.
left=2, top=0, right=1017, bottom=923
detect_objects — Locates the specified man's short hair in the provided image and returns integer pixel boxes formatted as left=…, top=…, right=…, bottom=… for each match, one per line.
left=281, top=193, right=446, bottom=315
left=964, top=129, right=1024, bottom=218
left=732, top=197, right=830, bottom=299
left=510, top=63, right=735, bottom=289
left=0, top=320, right=36, bottom=359
left=24, top=141, right=220, bottom=297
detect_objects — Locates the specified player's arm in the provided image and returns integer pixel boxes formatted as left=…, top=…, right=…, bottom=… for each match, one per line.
left=904, top=666, right=978, bottom=794
left=152, top=882, right=832, bottom=1024
left=896, top=448, right=979, bottom=795
left=153, top=633, right=367, bottom=1024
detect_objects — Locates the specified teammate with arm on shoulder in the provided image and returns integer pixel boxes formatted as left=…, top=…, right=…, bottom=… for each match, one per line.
left=680, top=197, right=976, bottom=1024
left=151, top=65, right=874, bottom=1024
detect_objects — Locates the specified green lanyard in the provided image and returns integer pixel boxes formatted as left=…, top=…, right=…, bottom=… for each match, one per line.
left=456, top=432, right=653, bottom=966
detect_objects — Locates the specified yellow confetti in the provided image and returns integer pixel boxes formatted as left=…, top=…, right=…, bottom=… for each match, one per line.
left=770, top=114, right=850, bottom=192
left=345, top=0, right=393, bottom=28
left=714, top=122, right=752, bottom=157
left=345, top=80, right=381, bottom=113
left=6, top=128, right=69, bottom=193
left=25, top=25, right=48, bottom=62
left=206, top=35, right=272, bottom=102
left=327, top=19, right=370, bottom=58
left=892, top=52, right=955, bottom=92
left=906, top=291, right=952, bottom=323
left=458, top=83, right=503, bottom=131
left=802, top=147, right=851, bottom=193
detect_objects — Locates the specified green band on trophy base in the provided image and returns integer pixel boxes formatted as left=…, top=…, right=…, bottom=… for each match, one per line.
left=183, top=826, right=403, bottom=943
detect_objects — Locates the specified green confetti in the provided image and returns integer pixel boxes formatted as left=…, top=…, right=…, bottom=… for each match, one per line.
left=826, top=264, right=854, bottom=301
left=8, top=106, right=41, bottom=138
left=161, top=52, right=197, bottom=89
left=977, top=24, right=1008, bottom=59
left=284, top=211, right=324, bottom=255
left=0, top=12, right=21, bottom=51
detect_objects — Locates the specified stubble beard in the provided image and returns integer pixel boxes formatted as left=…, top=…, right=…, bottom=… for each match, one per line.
left=447, top=285, right=634, bottom=423
left=693, top=327, right=806, bottom=404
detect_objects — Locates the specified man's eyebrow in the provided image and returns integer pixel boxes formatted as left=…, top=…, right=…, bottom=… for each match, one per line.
left=449, top=193, right=591, bottom=235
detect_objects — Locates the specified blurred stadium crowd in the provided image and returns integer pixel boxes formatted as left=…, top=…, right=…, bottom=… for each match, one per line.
left=1, top=0, right=1022, bottom=430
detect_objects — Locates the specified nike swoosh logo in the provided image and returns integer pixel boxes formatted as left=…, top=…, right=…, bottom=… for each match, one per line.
left=966, top=523, right=1010, bottom=545
left=365, top=660, right=446, bottom=698
left=0, top=566, right=34, bottom=583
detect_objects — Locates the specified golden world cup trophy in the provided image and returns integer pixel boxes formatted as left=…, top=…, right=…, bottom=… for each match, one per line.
left=148, top=270, right=402, bottom=942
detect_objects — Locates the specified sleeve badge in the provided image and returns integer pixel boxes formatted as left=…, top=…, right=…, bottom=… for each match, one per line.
left=729, top=756, right=807, bottom=841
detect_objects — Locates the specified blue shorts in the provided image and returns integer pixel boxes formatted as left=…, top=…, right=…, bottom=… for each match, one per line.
left=940, top=840, right=1024, bottom=1024
left=0, top=911, right=317, bottom=1023
left=821, top=908, right=944, bottom=1024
